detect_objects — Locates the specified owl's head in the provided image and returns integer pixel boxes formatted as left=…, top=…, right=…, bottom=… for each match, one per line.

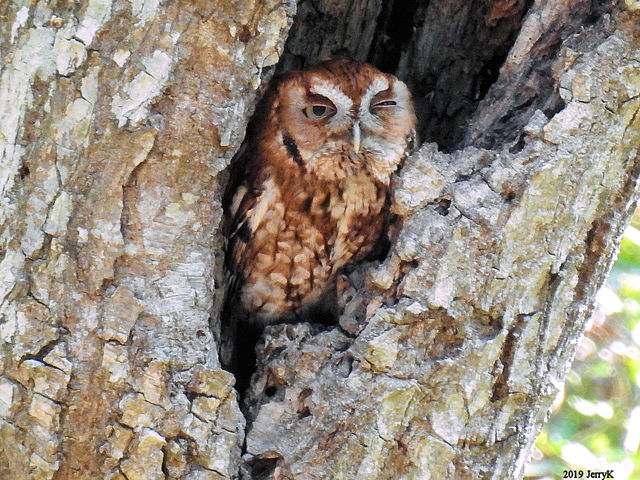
left=259, top=59, right=417, bottom=184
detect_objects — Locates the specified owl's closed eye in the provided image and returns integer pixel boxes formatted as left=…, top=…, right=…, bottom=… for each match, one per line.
left=224, top=59, right=417, bottom=326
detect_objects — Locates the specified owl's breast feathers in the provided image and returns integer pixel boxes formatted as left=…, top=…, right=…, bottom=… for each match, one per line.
left=224, top=140, right=387, bottom=323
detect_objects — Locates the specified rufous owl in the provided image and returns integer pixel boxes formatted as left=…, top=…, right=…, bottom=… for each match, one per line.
left=224, top=59, right=417, bottom=327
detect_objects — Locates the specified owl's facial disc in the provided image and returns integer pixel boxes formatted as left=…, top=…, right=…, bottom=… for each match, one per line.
left=274, top=62, right=416, bottom=183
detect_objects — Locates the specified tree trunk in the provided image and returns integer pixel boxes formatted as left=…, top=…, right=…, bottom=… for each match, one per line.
left=1, top=1, right=638, bottom=480
left=0, top=1, right=295, bottom=478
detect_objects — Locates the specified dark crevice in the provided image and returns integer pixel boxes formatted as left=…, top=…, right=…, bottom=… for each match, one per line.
left=491, top=314, right=528, bottom=402
left=160, top=444, right=170, bottom=478
left=18, top=161, right=30, bottom=179
left=401, top=0, right=533, bottom=150
left=474, top=48, right=511, bottom=104
left=18, top=336, right=62, bottom=366
left=432, top=197, right=452, bottom=216
left=543, top=94, right=567, bottom=122
left=367, top=0, right=421, bottom=74
left=245, top=455, right=281, bottom=480
left=221, top=301, right=338, bottom=406
left=220, top=313, right=262, bottom=399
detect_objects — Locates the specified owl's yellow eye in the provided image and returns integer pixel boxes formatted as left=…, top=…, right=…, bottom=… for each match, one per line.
left=303, top=105, right=333, bottom=119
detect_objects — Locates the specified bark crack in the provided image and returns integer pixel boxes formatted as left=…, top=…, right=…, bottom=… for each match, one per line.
left=491, top=313, right=528, bottom=402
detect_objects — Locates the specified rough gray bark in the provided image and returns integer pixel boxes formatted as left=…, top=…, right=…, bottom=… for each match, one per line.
left=0, top=1, right=638, bottom=480
left=0, top=1, right=294, bottom=478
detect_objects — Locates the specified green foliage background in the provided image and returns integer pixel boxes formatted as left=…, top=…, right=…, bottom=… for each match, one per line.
left=526, top=209, right=640, bottom=480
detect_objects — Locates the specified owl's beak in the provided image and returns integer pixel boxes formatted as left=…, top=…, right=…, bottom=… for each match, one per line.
left=352, top=121, right=361, bottom=154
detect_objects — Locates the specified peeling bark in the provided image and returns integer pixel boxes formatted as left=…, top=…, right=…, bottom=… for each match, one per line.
left=0, top=1, right=638, bottom=480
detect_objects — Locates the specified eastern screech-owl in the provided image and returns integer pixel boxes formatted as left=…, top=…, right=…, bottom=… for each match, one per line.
left=224, top=59, right=416, bottom=327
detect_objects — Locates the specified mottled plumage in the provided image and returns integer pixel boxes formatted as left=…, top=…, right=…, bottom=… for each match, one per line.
left=224, top=59, right=416, bottom=326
